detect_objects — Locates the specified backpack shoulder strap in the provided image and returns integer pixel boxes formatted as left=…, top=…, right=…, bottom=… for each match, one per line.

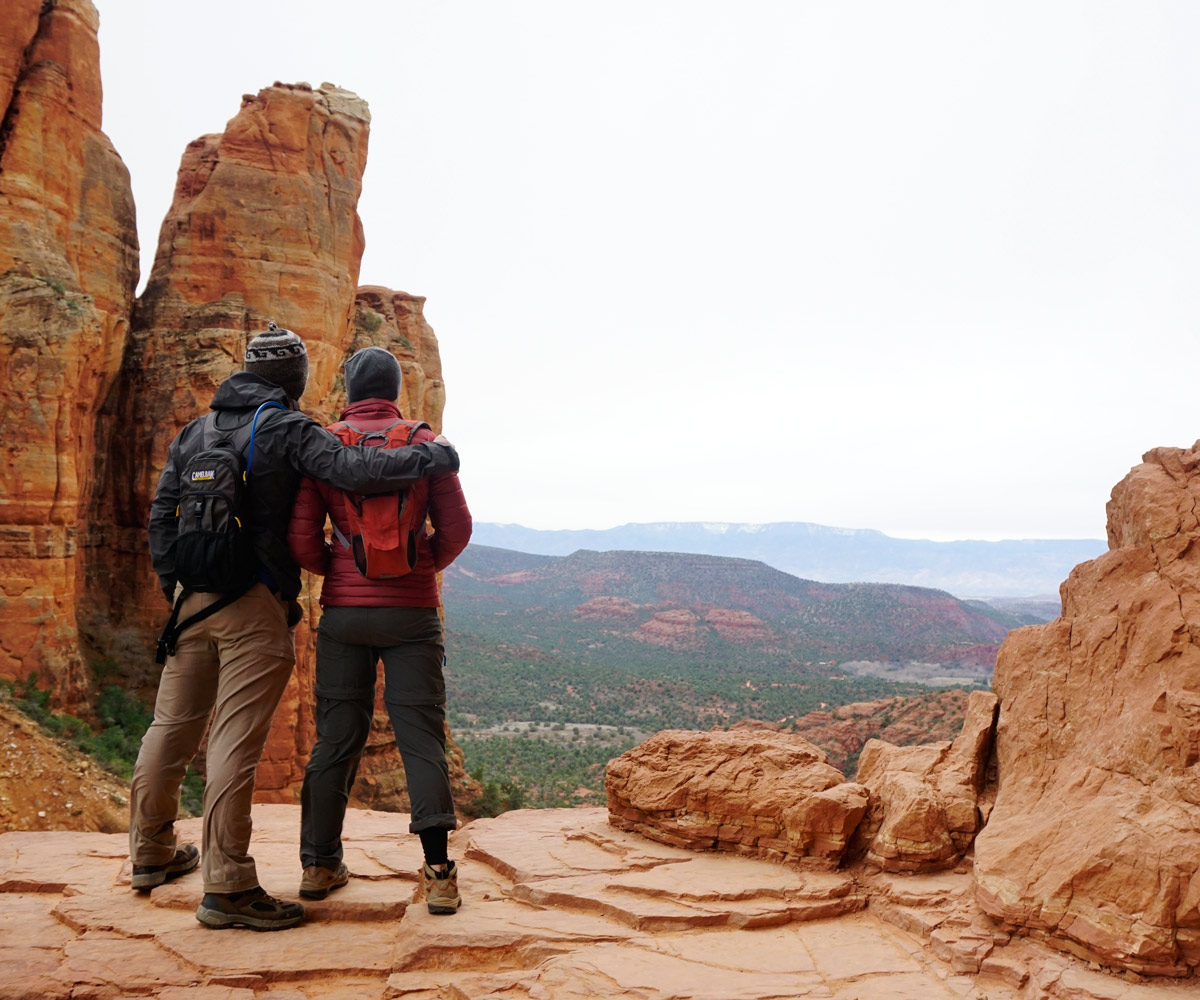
left=246, top=400, right=288, bottom=476
left=400, top=419, right=431, bottom=445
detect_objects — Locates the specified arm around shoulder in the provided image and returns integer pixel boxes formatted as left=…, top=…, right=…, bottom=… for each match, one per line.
left=290, top=418, right=459, bottom=492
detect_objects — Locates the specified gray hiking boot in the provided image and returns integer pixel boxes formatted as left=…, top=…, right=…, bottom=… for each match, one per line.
left=195, top=886, right=305, bottom=930
left=131, top=843, right=200, bottom=890
left=420, top=860, right=461, bottom=915
left=299, top=862, right=349, bottom=900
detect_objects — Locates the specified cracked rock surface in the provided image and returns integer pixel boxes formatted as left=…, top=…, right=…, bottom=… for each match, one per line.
left=975, top=444, right=1200, bottom=977
left=2, top=803, right=1194, bottom=999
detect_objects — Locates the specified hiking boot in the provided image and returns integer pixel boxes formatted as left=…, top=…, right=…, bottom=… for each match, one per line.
left=131, top=843, right=200, bottom=890
left=299, top=862, right=349, bottom=900
left=195, top=886, right=305, bottom=931
left=420, top=860, right=461, bottom=915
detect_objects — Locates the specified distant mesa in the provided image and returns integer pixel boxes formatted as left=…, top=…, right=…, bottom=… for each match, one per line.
left=470, top=521, right=1106, bottom=598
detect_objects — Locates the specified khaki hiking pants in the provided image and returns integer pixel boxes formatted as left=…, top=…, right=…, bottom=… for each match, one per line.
left=129, top=583, right=295, bottom=893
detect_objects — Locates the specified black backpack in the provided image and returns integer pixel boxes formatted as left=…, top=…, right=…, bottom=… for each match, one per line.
left=156, top=401, right=285, bottom=663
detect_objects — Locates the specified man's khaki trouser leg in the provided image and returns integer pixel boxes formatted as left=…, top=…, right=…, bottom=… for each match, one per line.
left=129, top=584, right=295, bottom=892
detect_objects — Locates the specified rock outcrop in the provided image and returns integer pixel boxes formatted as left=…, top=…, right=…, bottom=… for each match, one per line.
left=3, top=803, right=1190, bottom=1000
left=85, top=79, right=375, bottom=667
left=605, top=438, right=1200, bottom=982
left=607, top=729, right=869, bottom=867
left=0, top=8, right=473, bottom=816
left=0, top=0, right=138, bottom=703
left=974, top=444, right=1200, bottom=977
left=850, top=689, right=997, bottom=872
left=791, top=689, right=972, bottom=773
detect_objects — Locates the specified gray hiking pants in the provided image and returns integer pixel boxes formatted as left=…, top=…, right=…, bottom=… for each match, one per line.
left=299, top=605, right=457, bottom=870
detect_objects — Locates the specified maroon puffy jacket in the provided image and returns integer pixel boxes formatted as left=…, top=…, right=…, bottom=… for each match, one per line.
left=287, top=399, right=472, bottom=607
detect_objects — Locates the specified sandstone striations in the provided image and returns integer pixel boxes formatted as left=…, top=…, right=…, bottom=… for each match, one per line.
left=0, top=21, right=473, bottom=817
left=0, top=0, right=138, bottom=704
left=79, top=81, right=468, bottom=811
left=974, top=444, right=1200, bottom=977
left=850, top=689, right=997, bottom=872
left=607, top=729, right=870, bottom=867
left=85, top=80, right=375, bottom=664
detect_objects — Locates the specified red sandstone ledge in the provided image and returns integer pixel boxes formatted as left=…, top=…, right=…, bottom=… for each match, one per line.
left=1, top=802, right=1193, bottom=1000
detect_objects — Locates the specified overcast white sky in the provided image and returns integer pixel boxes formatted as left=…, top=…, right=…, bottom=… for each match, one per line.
left=95, top=1, right=1199, bottom=540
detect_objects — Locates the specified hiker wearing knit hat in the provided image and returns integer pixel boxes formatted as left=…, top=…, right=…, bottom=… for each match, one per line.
left=344, top=346, right=402, bottom=403
left=244, top=322, right=309, bottom=401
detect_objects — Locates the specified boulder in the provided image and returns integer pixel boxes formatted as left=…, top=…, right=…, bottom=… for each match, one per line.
left=850, top=689, right=997, bottom=872
left=606, top=729, right=868, bottom=867
left=974, top=444, right=1200, bottom=976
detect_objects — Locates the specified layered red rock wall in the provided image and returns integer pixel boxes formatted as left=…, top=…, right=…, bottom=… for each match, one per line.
left=85, top=81, right=373, bottom=651
left=0, top=12, right=472, bottom=813
left=0, top=0, right=139, bottom=703
left=973, top=445, right=1200, bottom=976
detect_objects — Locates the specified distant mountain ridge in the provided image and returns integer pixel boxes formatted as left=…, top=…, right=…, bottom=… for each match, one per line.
left=442, top=546, right=1042, bottom=681
left=469, top=521, right=1107, bottom=598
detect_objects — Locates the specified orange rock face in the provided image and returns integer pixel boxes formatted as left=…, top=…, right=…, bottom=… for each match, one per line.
left=607, top=729, right=869, bottom=867
left=0, top=0, right=138, bottom=703
left=850, top=690, right=997, bottom=872
left=85, top=81, right=374, bottom=654
left=974, top=445, right=1200, bottom=976
left=0, top=39, right=473, bottom=816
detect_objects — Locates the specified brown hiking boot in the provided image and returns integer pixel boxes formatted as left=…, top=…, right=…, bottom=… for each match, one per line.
left=420, top=860, right=461, bottom=915
left=299, top=862, right=349, bottom=900
left=195, top=886, right=304, bottom=931
left=131, top=843, right=199, bottom=890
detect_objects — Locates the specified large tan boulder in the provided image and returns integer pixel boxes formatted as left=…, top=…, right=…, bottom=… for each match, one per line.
left=974, top=445, right=1200, bottom=977
left=0, top=0, right=138, bottom=702
left=607, top=729, right=869, bottom=867
left=850, top=689, right=997, bottom=872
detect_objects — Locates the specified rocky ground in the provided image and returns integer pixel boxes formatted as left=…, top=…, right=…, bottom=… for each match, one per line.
left=0, top=701, right=128, bottom=833
left=1, top=803, right=1193, bottom=1000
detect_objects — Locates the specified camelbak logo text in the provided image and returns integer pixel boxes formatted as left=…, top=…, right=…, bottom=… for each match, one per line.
left=191, top=470, right=216, bottom=481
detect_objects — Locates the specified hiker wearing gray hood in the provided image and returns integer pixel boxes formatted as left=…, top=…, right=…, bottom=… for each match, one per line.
left=129, top=324, right=460, bottom=933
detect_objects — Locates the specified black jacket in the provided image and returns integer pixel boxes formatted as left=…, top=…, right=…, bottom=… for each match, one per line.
left=149, top=372, right=460, bottom=601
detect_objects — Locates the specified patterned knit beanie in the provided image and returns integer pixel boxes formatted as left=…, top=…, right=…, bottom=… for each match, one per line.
left=244, top=322, right=309, bottom=401
left=344, top=346, right=402, bottom=403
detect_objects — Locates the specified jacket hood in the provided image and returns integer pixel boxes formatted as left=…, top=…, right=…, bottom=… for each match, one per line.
left=211, top=371, right=294, bottom=411
left=339, top=398, right=403, bottom=422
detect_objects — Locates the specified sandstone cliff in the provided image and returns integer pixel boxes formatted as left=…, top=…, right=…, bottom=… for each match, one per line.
left=0, top=1, right=472, bottom=815
left=0, top=0, right=138, bottom=705
left=973, top=444, right=1200, bottom=977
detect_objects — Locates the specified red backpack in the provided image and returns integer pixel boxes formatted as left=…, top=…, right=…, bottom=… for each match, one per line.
left=328, top=418, right=431, bottom=579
